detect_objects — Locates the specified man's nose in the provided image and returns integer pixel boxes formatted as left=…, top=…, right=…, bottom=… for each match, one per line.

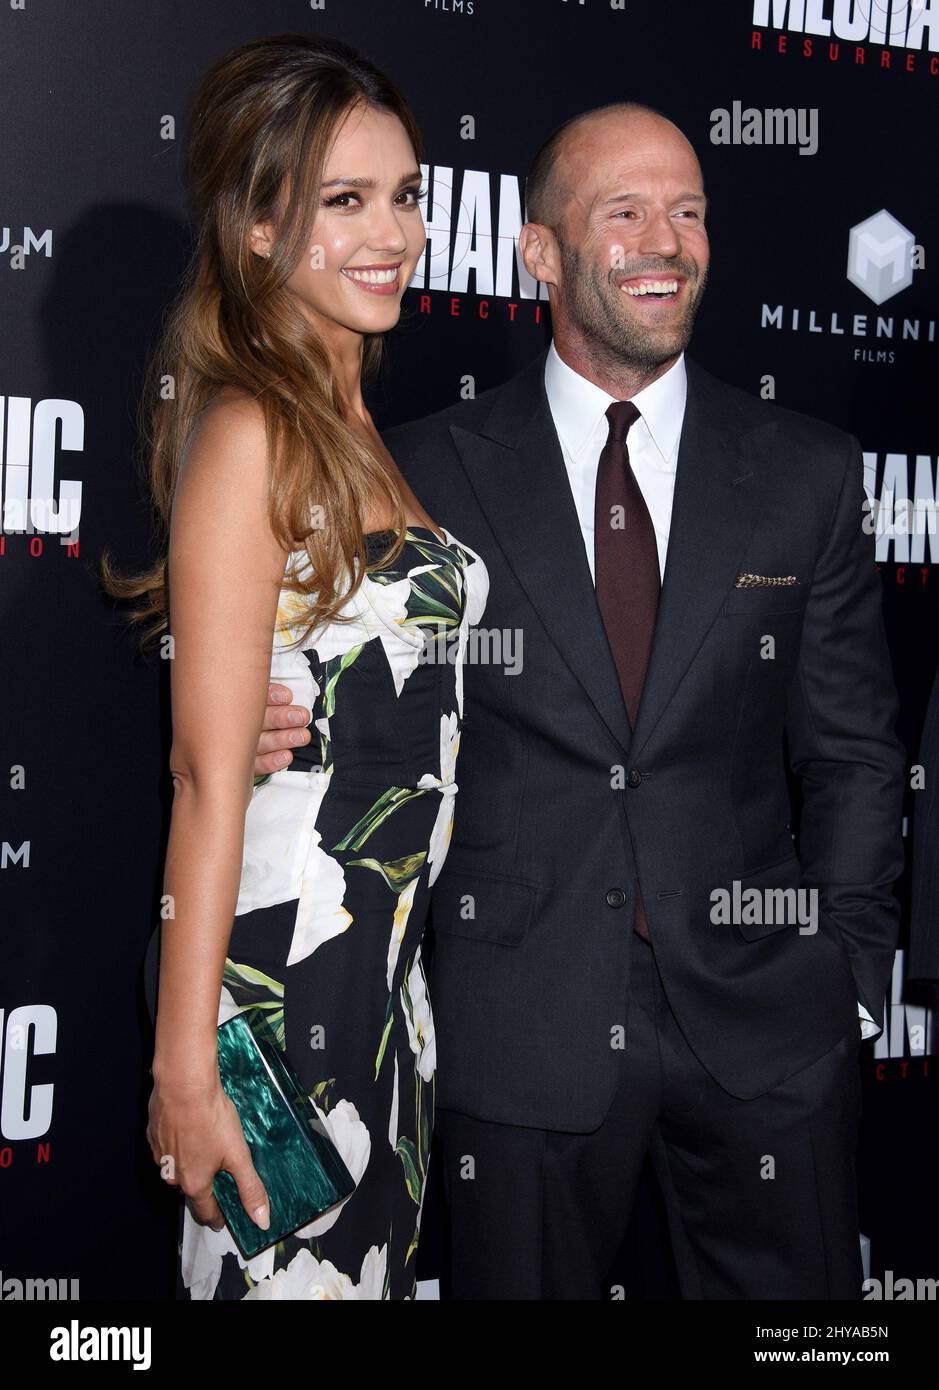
left=636, top=208, right=682, bottom=258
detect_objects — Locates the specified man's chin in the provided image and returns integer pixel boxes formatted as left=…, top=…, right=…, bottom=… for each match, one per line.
left=616, top=327, right=691, bottom=369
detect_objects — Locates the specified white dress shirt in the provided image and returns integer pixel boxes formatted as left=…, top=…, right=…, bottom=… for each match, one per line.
left=542, top=338, right=877, bottom=1040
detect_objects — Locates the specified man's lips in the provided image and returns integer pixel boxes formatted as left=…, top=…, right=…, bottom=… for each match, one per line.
left=616, top=274, right=686, bottom=303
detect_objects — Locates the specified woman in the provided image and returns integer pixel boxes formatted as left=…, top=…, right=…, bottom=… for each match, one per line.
left=104, top=32, right=488, bottom=1300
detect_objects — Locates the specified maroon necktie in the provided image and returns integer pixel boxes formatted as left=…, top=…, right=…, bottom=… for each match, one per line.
left=594, top=400, right=660, bottom=942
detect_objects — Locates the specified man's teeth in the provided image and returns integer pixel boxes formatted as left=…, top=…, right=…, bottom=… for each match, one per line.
left=344, top=267, right=398, bottom=284
left=622, top=279, right=680, bottom=296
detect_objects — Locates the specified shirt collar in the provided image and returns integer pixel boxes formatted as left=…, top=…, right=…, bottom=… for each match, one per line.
left=544, top=337, right=687, bottom=472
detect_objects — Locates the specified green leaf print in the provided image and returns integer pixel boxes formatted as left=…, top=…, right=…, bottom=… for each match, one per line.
left=383, top=1226, right=393, bottom=1297
left=222, top=961, right=285, bottom=1048
left=417, top=1074, right=432, bottom=1177
left=322, top=644, right=364, bottom=718
left=332, top=786, right=428, bottom=852
left=346, top=851, right=426, bottom=892
left=394, top=1138, right=423, bottom=1205
left=401, top=565, right=462, bottom=626
left=309, top=1078, right=337, bottom=1112
left=413, top=564, right=460, bottom=606
left=407, top=536, right=466, bottom=568
left=374, top=998, right=394, bottom=1080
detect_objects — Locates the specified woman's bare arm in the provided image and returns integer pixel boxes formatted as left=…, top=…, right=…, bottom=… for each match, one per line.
left=148, top=393, right=287, bottom=1230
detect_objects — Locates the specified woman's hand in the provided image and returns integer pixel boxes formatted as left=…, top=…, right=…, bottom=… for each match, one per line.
left=147, top=1075, right=270, bottom=1235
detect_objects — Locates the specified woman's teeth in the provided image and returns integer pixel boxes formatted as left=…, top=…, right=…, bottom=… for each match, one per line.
left=343, top=267, right=398, bottom=284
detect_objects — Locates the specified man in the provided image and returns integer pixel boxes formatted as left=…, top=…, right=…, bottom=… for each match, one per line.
left=255, top=105, right=905, bottom=1299
left=910, top=665, right=939, bottom=986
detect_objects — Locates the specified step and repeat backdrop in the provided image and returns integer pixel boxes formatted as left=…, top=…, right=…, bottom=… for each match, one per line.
left=1, top=0, right=936, bottom=1300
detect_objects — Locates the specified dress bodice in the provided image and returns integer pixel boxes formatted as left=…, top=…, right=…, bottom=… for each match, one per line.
left=267, top=526, right=489, bottom=790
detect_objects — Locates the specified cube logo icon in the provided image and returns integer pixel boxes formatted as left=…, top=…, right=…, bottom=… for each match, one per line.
left=847, top=210, right=914, bottom=306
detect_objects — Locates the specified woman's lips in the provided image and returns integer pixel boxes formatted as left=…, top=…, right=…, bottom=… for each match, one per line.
left=341, top=266, right=402, bottom=297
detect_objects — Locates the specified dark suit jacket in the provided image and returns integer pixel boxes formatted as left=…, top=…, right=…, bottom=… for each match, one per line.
left=910, top=664, right=939, bottom=982
left=383, top=347, right=906, bottom=1132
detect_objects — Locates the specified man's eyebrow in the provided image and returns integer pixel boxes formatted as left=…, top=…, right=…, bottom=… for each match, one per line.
left=599, top=191, right=708, bottom=207
left=320, top=170, right=424, bottom=189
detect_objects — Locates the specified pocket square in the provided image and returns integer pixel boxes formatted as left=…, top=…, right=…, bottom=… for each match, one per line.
left=734, top=572, right=799, bottom=588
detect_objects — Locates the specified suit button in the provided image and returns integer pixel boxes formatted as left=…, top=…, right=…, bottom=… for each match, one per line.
left=606, top=888, right=626, bottom=908
left=626, top=769, right=642, bottom=788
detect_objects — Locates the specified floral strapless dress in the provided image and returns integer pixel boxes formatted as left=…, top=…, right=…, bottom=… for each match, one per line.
left=177, top=525, right=489, bottom=1300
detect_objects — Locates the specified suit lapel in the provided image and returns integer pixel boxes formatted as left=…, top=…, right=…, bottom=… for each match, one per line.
left=626, top=359, right=759, bottom=764
left=447, top=349, right=759, bottom=762
left=448, top=349, right=635, bottom=755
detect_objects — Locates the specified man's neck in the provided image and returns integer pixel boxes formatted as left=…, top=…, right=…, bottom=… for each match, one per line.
left=551, top=327, right=680, bottom=400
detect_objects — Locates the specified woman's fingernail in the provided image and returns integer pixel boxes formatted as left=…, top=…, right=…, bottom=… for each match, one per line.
left=255, top=1203, right=270, bottom=1230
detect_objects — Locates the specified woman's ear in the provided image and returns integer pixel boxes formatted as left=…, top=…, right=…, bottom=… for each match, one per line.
left=249, top=221, right=275, bottom=258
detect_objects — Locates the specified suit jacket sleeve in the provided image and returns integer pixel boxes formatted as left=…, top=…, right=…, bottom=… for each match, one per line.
left=909, top=663, right=939, bottom=982
left=784, top=431, right=906, bottom=1033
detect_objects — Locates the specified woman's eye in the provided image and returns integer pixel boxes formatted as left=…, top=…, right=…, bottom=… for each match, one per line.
left=323, top=187, right=428, bottom=210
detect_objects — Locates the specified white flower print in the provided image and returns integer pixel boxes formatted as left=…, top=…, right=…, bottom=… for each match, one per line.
left=180, top=1202, right=276, bottom=1301
left=388, top=1051, right=400, bottom=1151
left=403, top=948, right=436, bottom=1083
left=288, top=825, right=352, bottom=966
left=294, top=1099, right=371, bottom=1239
left=241, top=1243, right=387, bottom=1300
left=420, top=711, right=460, bottom=886
left=235, top=773, right=330, bottom=918
left=387, top=876, right=418, bottom=989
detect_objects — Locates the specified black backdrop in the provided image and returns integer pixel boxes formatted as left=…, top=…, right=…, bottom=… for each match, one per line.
left=1, top=0, right=936, bottom=1301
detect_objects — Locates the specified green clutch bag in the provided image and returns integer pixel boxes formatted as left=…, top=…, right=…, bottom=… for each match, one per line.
left=213, top=1006, right=356, bottom=1259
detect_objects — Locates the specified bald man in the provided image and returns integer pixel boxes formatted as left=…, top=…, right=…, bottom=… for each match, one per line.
left=254, top=105, right=904, bottom=1300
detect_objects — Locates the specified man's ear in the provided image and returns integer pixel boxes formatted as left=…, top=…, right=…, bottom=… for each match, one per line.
left=519, top=222, right=558, bottom=291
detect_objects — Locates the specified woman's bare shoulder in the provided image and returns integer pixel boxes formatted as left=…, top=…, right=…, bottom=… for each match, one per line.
left=182, top=388, right=270, bottom=486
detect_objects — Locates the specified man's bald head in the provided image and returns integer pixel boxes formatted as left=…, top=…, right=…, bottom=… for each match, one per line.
left=525, top=103, right=698, bottom=234
left=518, top=102, right=709, bottom=388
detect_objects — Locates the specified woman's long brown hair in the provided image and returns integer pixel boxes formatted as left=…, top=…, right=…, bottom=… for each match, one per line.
left=101, top=32, right=424, bottom=649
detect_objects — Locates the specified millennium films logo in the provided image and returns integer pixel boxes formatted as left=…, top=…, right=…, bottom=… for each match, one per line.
left=760, top=209, right=929, bottom=364
left=848, top=209, right=915, bottom=304
left=749, top=0, right=938, bottom=81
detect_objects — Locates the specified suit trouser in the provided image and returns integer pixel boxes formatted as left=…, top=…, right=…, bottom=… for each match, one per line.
left=435, top=928, right=864, bottom=1300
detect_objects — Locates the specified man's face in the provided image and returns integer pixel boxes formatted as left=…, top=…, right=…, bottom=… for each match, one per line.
left=542, top=114, right=709, bottom=371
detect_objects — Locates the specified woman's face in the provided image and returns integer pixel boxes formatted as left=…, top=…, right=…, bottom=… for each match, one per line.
left=252, top=104, right=426, bottom=342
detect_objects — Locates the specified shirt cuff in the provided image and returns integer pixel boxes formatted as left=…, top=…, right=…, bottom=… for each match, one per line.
left=858, top=1001, right=880, bottom=1040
